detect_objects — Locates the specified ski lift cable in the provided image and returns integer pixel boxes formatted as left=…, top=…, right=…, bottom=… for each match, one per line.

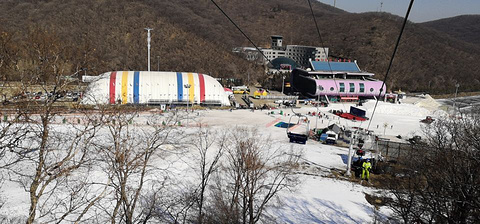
left=211, top=0, right=307, bottom=116
left=209, top=0, right=281, bottom=74
left=307, top=0, right=350, bottom=129
left=367, top=0, right=415, bottom=131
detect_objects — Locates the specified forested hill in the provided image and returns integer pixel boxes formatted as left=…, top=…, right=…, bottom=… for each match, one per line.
left=0, top=0, right=479, bottom=93
left=422, top=15, right=480, bottom=47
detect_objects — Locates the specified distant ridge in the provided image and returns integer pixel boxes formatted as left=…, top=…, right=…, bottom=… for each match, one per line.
left=422, top=15, right=480, bottom=46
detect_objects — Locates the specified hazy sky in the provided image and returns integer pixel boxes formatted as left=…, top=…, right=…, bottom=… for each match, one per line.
left=317, top=0, right=480, bottom=22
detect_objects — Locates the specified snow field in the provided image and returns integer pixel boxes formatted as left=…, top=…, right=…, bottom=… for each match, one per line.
left=0, top=98, right=437, bottom=222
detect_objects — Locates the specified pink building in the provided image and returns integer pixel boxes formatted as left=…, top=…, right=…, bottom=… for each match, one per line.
left=291, top=61, right=386, bottom=100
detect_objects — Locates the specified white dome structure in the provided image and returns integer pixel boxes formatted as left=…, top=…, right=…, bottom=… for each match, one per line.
left=82, top=71, right=230, bottom=106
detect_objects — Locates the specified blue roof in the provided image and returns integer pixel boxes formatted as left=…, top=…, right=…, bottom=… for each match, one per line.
left=311, top=61, right=360, bottom=72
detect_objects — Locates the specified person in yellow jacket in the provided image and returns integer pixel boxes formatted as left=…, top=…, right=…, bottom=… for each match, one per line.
left=362, top=159, right=372, bottom=182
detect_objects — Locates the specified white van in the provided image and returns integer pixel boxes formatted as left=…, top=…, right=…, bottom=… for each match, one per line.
left=325, top=130, right=338, bottom=144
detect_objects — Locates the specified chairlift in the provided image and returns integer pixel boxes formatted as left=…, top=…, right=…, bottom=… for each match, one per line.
left=286, top=112, right=310, bottom=144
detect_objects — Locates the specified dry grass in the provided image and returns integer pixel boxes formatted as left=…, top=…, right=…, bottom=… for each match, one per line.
left=431, top=91, right=480, bottom=99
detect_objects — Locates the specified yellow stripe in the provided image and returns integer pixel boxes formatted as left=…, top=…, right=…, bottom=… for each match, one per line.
left=122, top=71, right=128, bottom=104
left=188, top=73, right=194, bottom=103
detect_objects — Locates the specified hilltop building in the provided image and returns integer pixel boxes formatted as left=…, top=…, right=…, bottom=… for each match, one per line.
left=233, top=35, right=329, bottom=68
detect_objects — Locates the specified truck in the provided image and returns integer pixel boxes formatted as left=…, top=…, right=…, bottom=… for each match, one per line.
left=325, top=130, right=338, bottom=144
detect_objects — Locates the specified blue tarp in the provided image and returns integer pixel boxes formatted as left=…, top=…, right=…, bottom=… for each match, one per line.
left=311, top=61, right=360, bottom=72
left=275, top=122, right=297, bottom=128
left=319, top=133, right=328, bottom=142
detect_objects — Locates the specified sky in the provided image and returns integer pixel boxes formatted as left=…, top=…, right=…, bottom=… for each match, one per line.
left=317, top=0, right=480, bottom=23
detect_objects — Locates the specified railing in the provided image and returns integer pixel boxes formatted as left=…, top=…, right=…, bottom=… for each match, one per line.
left=259, top=95, right=298, bottom=100
left=200, top=100, right=222, bottom=106
left=376, top=139, right=414, bottom=160
left=147, top=99, right=223, bottom=106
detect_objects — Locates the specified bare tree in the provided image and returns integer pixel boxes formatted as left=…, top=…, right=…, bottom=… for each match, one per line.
left=93, top=108, right=185, bottom=224
left=0, top=26, right=107, bottom=224
left=386, top=107, right=480, bottom=223
left=186, top=126, right=228, bottom=224
left=207, top=127, right=301, bottom=224
left=0, top=115, right=30, bottom=169
left=4, top=102, right=103, bottom=224
left=0, top=28, right=18, bottom=82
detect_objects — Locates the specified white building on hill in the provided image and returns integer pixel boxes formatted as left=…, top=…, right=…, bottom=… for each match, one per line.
left=233, top=35, right=329, bottom=68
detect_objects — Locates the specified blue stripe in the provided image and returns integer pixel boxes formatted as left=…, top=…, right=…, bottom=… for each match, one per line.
left=133, top=71, right=140, bottom=104
left=176, top=72, right=183, bottom=101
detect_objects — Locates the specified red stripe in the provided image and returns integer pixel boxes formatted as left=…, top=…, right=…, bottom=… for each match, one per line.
left=198, top=73, right=205, bottom=102
left=109, top=72, right=117, bottom=104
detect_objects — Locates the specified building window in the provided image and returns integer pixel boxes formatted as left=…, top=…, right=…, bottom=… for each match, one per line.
left=339, top=83, right=345, bottom=92
left=318, top=85, right=324, bottom=91
left=349, top=83, right=355, bottom=92
left=330, top=87, right=334, bottom=91
left=370, top=88, right=374, bottom=92
left=360, top=83, right=365, bottom=93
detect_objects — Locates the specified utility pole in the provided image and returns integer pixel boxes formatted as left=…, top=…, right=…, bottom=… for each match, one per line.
left=315, top=94, right=320, bottom=131
left=145, top=28, right=153, bottom=71
left=345, top=130, right=355, bottom=176
left=380, top=2, right=383, bottom=12
left=184, top=84, right=191, bottom=126
left=453, top=83, right=460, bottom=115
left=334, top=0, right=336, bottom=8
left=157, top=56, right=160, bottom=71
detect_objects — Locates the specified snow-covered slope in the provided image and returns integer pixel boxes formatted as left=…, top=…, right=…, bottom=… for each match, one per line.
left=0, top=98, right=438, bottom=222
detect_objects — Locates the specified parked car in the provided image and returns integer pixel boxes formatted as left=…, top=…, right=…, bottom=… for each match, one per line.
left=325, top=130, right=338, bottom=144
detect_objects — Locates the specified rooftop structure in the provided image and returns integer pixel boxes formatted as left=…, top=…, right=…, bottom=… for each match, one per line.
left=311, top=61, right=361, bottom=73
left=234, top=35, right=329, bottom=68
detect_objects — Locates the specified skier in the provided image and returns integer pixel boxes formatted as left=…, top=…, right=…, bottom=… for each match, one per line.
left=362, top=159, right=372, bottom=182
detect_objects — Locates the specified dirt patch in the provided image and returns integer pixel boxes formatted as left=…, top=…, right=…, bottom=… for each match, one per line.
left=431, top=91, right=480, bottom=99
left=365, top=193, right=391, bottom=209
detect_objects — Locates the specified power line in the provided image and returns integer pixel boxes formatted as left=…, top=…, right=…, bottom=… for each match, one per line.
left=210, top=0, right=298, bottom=101
left=209, top=0, right=274, bottom=66
left=367, top=0, right=415, bottom=131
left=307, top=0, right=349, bottom=128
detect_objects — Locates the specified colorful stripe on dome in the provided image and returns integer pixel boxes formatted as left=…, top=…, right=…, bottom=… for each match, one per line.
left=121, top=71, right=128, bottom=104
left=109, top=71, right=117, bottom=104
left=176, top=72, right=183, bottom=101
left=198, top=74, right=205, bottom=102
left=133, top=71, right=140, bottom=104
left=188, top=73, right=194, bottom=102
